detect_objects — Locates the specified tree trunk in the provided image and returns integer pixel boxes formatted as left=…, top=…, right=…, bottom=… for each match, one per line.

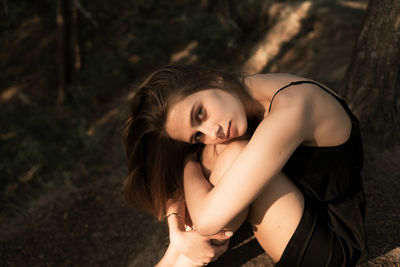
left=56, top=0, right=82, bottom=106
left=71, top=0, right=82, bottom=84
left=341, top=0, right=400, bottom=135
left=56, top=0, right=66, bottom=106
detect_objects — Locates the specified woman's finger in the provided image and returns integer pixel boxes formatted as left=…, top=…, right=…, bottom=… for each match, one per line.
left=209, top=230, right=233, bottom=240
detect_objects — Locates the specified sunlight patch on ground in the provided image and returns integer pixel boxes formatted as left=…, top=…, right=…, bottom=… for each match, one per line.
left=87, top=108, right=119, bottom=136
left=170, top=40, right=199, bottom=64
left=128, top=54, right=141, bottom=64
left=241, top=2, right=312, bottom=74
left=1, top=131, right=15, bottom=141
left=19, top=165, right=41, bottom=183
left=4, top=164, right=41, bottom=194
left=1, top=85, right=20, bottom=103
left=339, top=1, right=367, bottom=10
left=12, top=15, right=41, bottom=46
left=372, top=247, right=400, bottom=265
left=127, top=91, right=136, bottom=101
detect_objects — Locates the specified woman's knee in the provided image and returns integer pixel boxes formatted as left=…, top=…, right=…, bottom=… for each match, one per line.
left=209, top=140, right=249, bottom=186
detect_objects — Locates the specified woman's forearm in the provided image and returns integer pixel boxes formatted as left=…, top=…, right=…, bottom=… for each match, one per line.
left=184, top=141, right=249, bottom=235
left=165, top=198, right=186, bottom=234
left=184, top=161, right=237, bottom=235
left=183, top=162, right=215, bottom=232
left=158, top=200, right=190, bottom=267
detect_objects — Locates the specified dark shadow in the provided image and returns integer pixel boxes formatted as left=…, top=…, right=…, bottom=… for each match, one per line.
left=358, top=133, right=400, bottom=264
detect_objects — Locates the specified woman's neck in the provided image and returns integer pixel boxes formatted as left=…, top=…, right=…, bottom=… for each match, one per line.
left=241, top=75, right=269, bottom=119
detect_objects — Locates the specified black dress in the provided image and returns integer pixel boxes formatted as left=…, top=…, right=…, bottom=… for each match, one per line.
left=271, top=81, right=368, bottom=267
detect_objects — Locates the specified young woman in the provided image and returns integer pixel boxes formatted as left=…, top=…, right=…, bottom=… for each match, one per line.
left=123, top=65, right=368, bottom=266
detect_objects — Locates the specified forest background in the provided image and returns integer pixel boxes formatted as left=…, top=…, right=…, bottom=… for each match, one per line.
left=0, top=0, right=399, bottom=266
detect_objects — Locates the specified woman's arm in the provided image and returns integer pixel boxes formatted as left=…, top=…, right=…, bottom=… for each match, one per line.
left=155, top=199, right=185, bottom=267
left=159, top=141, right=250, bottom=266
left=201, top=140, right=250, bottom=232
left=185, top=92, right=311, bottom=235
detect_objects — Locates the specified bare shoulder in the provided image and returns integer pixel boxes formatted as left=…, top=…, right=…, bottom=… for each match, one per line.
left=261, top=77, right=351, bottom=147
left=245, top=73, right=318, bottom=111
left=266, top=81, right=313, bottom=125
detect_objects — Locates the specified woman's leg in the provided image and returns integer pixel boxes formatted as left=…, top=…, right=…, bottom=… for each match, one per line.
left=248, top=172, right=304, bottom=263
left=205, top=140, right=304, bottom=262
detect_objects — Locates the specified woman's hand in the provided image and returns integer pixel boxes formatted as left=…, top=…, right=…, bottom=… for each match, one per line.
left=165, top=199, right=232, bottom=265
left=169, top=227, right=232, bottom=265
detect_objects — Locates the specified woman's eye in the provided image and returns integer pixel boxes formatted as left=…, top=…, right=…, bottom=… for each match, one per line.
left=194, top=132, right=202, bottom=142
left=196, top=107, right=204, bottom=121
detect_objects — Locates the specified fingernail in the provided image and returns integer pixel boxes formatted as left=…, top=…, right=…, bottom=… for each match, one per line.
left=225, top=231, right=233, bottom=237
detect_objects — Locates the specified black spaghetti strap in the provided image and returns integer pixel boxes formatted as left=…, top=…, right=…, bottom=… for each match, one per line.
left=267, top=80, right=344, bottom=113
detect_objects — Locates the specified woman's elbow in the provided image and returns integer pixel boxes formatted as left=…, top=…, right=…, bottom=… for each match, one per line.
left=193, top=216, right=224, bottom=236
left=194, top=207, right=249, bottom=236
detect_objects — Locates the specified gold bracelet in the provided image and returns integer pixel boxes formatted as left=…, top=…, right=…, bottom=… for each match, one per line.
left=164, top=212, right=182, bottom=220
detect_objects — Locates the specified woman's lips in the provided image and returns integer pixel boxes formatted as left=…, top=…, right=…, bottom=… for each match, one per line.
left=226, top=121, right=235, bottom=139
left=226, top=122, right=231, bottom=139
left=229, top=122, right=236, bottom=138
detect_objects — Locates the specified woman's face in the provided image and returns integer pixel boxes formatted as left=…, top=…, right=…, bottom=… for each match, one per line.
left=165, top=89, right=248, bottom=145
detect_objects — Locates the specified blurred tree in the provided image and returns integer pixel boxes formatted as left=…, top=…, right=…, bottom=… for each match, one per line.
left=71, top=0, right=82, bottom=83
left=201, top=0, right=270, bottom=32
left=56, top=0, right=82, bottom=106
left=56, top=0, right=67, bottom=105
left=342, top=0, right=400, bottom=136
left=2, top=0, right=8, bottom=15
left=201, top=0, right=238, bottom=28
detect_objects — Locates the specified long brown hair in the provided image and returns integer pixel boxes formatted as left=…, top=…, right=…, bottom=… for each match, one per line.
left=123, top=65, right=260, bottom=220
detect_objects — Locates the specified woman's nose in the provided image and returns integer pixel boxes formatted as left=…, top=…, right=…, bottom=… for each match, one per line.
left=200, top=123, right=224, bottom=141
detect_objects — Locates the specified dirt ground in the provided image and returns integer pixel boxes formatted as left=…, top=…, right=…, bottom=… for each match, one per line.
left=1, top=2, right=399, bottom=267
